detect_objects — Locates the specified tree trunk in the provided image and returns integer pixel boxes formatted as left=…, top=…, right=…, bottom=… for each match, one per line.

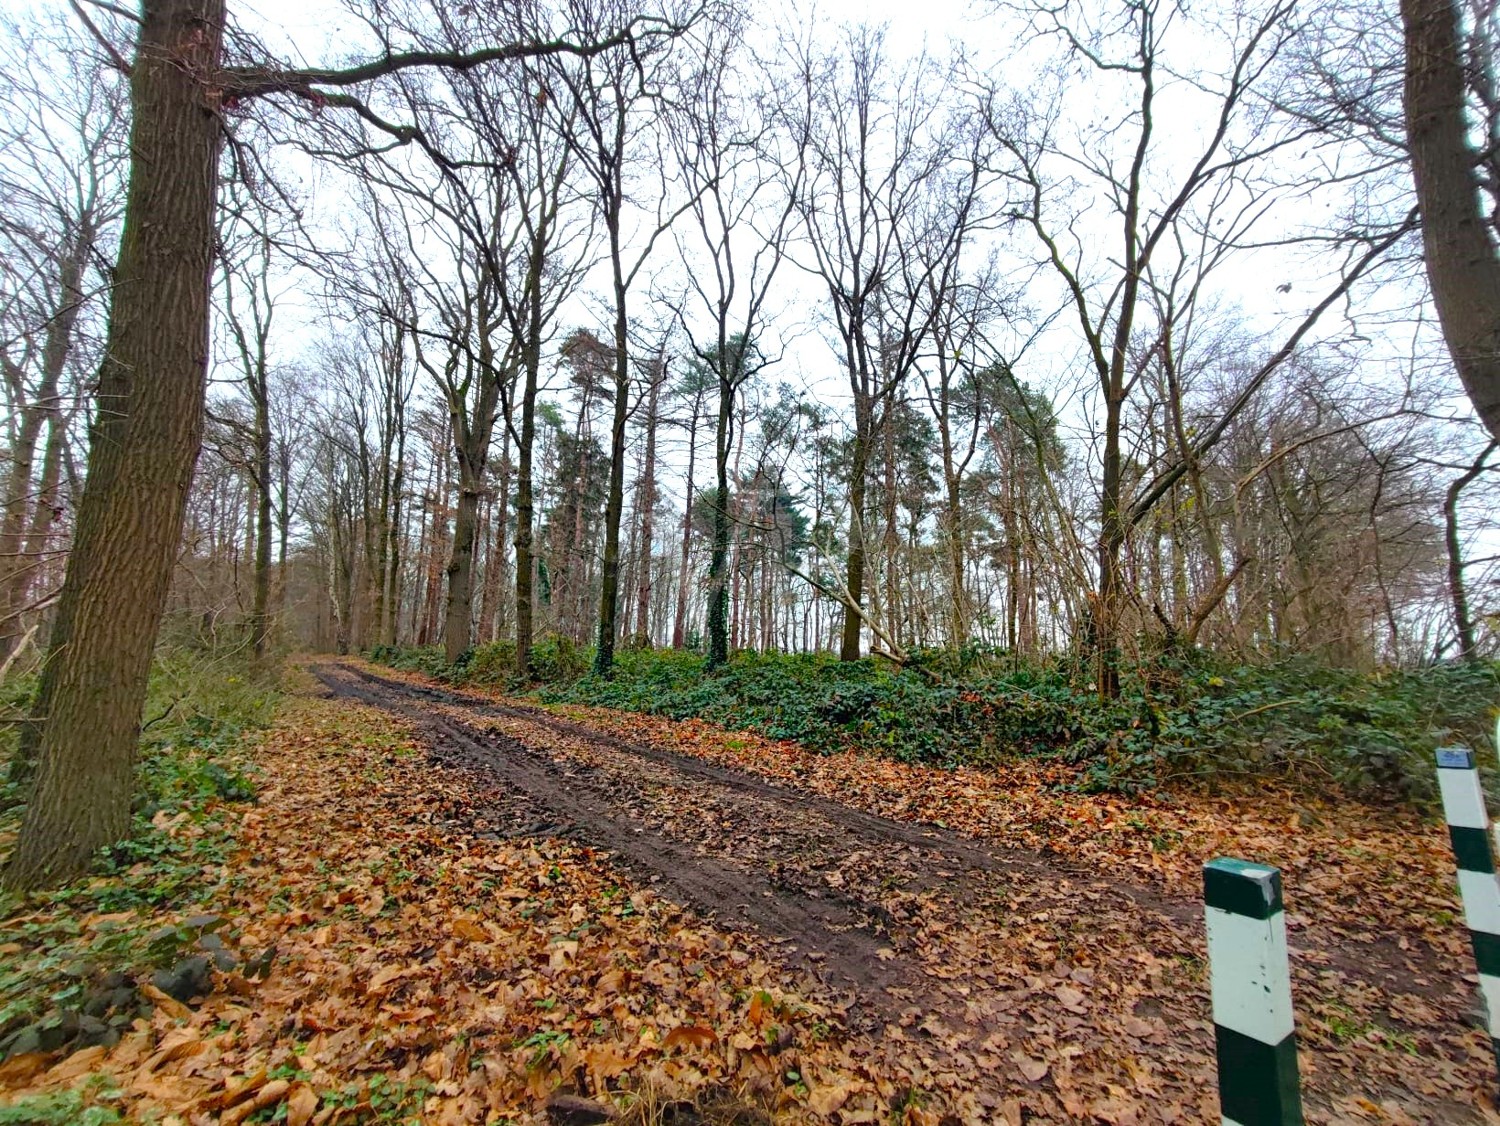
left=634, top=359, right=663, bottom=645
left=1402, top=0, right=1500, bottom=439
left=672, top=391, right=700, bottom=650
left=0, top=222, right=89, bottom=664
left=706, top=386, right=732, bottom=667
left=593, top=272, right=630, bottom=676
left=840, top=424, right=869, bottom=662
left=5, top=0, right=225, bottom=891
left=1096, top=393, right=1124, bottom=698
left=1444, top=440, right=1496, bottom=660
left=515, top=332, right=540, bottom=677
left=444, top=471, right=482, bottom=664
left=881, top=411, right=899, bottom=650
left=251, top=374, right=273, bottom=659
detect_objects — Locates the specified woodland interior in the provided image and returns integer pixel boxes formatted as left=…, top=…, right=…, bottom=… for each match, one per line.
left=3, top=0, right=1500, bottom=1119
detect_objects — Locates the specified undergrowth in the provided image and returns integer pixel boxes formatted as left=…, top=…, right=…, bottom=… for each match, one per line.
left=0, top=645, right=277, bottom=1066
left=370, top=639, right=1500, bottom=802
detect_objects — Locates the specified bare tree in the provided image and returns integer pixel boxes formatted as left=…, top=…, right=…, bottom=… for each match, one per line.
left=6, top=0, right=677, bottom=888
left=787, top=26, right=955, bottom=660
left=1401, top=0, right=1500, bottom=438
left=0, top=21, right=124, bottom=669
left=991, top=0, right=1414, bottom=696
left=673, top=16, right=802, bottom=666
left=546, top=0, right=701, bottom=675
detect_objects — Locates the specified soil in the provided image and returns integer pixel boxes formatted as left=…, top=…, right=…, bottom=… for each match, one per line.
left=313, top=661, right=1496, bottom=1124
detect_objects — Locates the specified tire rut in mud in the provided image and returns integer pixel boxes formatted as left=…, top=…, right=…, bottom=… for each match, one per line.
left=309, top=661, right=1494, bottom=1124
left=312, top=663, right=913, bottom=1022
left=335, top=662, right=1193, bottom=926
left=327, top=662, right=1460, bottom=1008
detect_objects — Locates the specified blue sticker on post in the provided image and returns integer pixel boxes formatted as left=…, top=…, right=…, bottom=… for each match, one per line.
left=1437, top=746, right=1476, bottom=770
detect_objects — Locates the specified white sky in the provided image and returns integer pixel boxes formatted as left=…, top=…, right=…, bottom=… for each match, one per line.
left=19, top=0, right=1488, bottom=517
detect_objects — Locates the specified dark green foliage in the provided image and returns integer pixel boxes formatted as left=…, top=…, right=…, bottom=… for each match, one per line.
left=369, top=643, right=1500, bottom=802
left=372, top=633, right=589, bottom=686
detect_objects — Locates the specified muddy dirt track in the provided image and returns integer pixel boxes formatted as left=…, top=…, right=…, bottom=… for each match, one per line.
left=311, top=661, right=1490, bottom=1123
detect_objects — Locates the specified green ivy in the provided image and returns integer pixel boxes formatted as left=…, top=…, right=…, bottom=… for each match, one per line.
left=369, top=643, right=1500, bottom=803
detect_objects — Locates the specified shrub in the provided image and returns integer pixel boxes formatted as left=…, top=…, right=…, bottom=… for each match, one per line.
left=529, top=634, right=590, bottom=683
left=367, top=640, right=1500, bottom=803
left=466, top=640, right=518, bottom=684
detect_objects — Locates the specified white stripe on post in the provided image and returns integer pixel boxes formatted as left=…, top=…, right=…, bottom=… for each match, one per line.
left=1435, top=745, right=1500, bottom=1080
left=1204, top=858, right=1303, bottom=1126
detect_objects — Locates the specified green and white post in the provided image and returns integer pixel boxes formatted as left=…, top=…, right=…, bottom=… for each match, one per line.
left=1435, top=745, right=1500, bottom=1079
left=1203, top=858, right=1304, bottom=1126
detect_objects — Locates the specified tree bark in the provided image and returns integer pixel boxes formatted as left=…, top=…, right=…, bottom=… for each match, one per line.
left=444, top=471, right=483, bottom=664
left=706, top=386, right=732, bottom=667
left=1444, top=440, right=1496, bottom=660
left=514, top=325, right=541, bottom=677
left=5, top=0, right=225, bottom=890
left=594, top=272, right=630, bottom=676
left=634, top=357, right=663, bottom=644
left=250, top=367, right=273, bottom=659
left=840, top=423, right=870, bottom=662
left=1402, top=0, right=1500, bottom=439
left=672, top=387, right=701, bottom=650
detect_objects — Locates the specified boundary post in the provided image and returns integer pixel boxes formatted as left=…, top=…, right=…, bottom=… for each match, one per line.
left=1204, top=857, right=1303, bottom=1126
left=1435, top=745, right=1500, bottom=1081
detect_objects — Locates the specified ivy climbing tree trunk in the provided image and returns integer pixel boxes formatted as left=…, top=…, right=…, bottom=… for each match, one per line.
left=5, top=0, right=226, bottom=890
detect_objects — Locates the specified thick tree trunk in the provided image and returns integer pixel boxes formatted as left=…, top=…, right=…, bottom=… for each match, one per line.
left=444, top=472, right=482, bottom=664
left=5, top=0, right=225, bottom=891
left=1402, top=0, right=1500, bottom=439
left=442, top=341, right=502, bottom=667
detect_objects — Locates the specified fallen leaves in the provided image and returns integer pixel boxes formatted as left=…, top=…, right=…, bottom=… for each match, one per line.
left=352, top=657, right=1500, bottom=1124
left=7, top=656, right=1495, bottom=1125
left=0, top=666, right=883, bottom=1124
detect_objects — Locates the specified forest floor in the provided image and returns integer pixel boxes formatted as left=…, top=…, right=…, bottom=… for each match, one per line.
left=2, top=658, right=1497, bottom=1125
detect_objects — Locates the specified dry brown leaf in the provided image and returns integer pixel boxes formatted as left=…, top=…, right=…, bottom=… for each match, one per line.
left=221, top=1077, right=291, bottom=1125
left=211, top=1068, right=268, bottom=1111
left=0, top=1052, right=51, bottom=1087
left=1055, top=984, right=1087, bottom=1013
left=807, top=1080, right=860, bottom=1116
left=142, top=1027, right=203, bottom=1072
left=451, top=916, right=487, bottom=942
left=286, top=1081, right=320, bottom=1126
left=139, top=982, right=192, bottom=1020
left=1018, top=1056, right=1049, bottom=1082
left=662, top=1024, right=717, bottom=1050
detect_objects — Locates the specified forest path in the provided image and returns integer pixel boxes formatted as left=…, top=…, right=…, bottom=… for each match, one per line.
left=313, top=660, right=1494, bottom=1125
